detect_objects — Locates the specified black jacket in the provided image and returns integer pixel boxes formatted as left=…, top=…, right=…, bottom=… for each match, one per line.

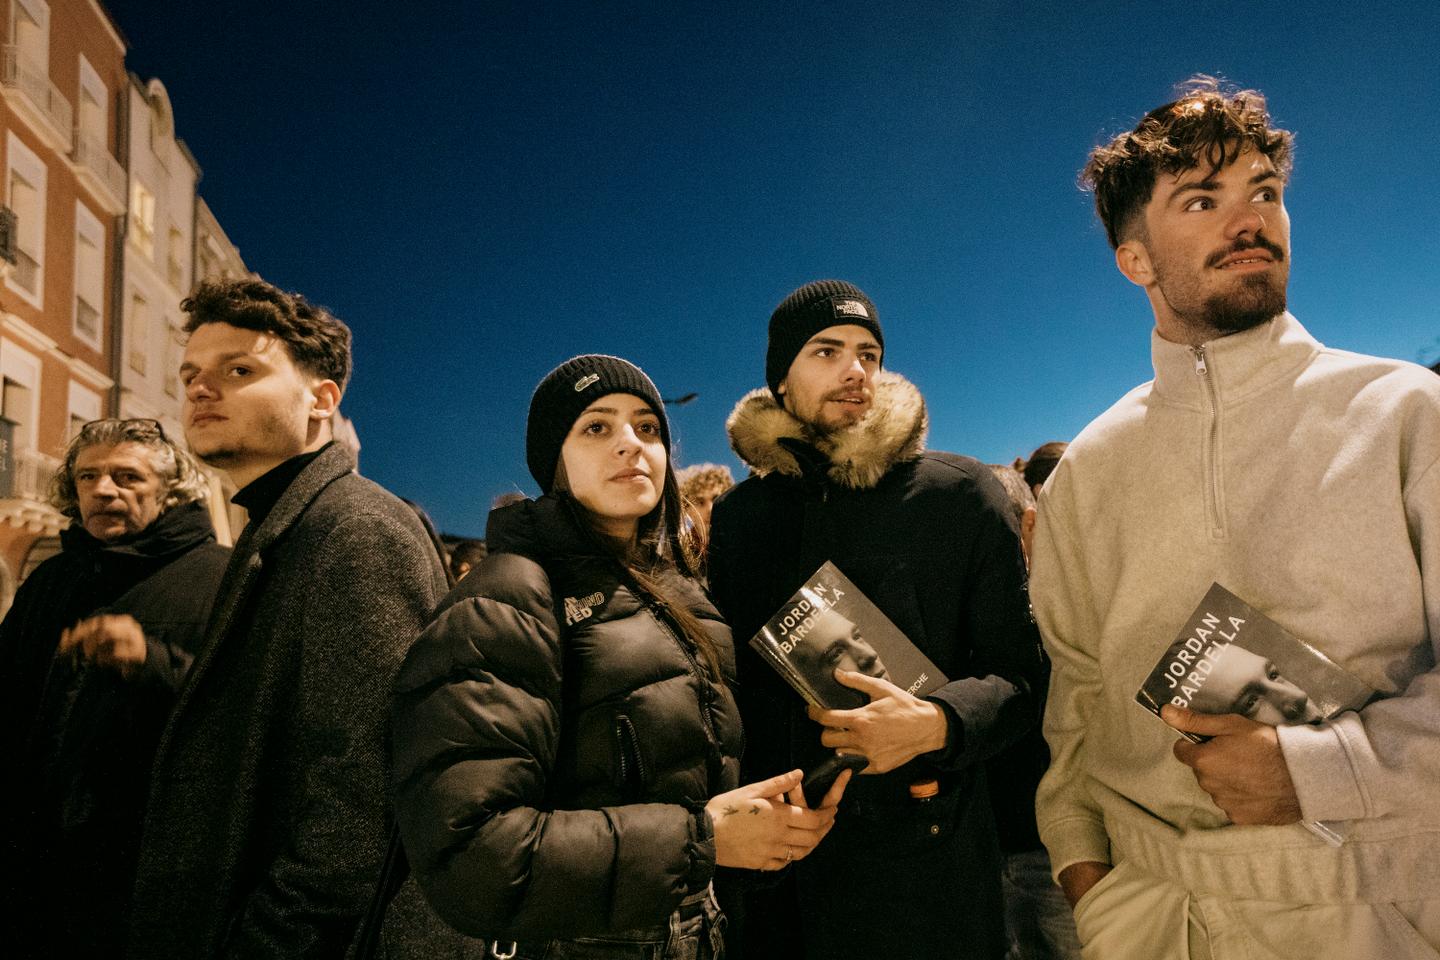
left=127, top=445, right=465, bottom=959
left=392, top=496, right=743, bottom=943
left=0, top=500, right=229, bottom=958
left=708, top=373, right=1047, bottom=960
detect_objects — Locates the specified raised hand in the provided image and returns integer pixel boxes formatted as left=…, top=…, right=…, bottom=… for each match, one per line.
left=59, top=613, right=148, bottom=678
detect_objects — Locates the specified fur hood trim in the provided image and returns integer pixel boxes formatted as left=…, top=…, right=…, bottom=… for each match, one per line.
left=726, top=371, right=928, bottom=489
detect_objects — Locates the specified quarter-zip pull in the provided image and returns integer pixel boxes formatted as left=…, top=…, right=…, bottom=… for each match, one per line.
left=1190, top=342, right=1227, bottom=540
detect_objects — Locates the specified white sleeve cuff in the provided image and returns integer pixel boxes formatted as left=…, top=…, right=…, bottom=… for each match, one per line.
left=1277, top=720, right=1368, bottom=822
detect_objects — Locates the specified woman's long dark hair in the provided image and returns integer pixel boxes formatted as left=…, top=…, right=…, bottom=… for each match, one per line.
left=556, top=460, right=723, bottom=680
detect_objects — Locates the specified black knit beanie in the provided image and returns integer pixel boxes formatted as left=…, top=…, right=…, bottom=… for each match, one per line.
left=766, top=279, right=883, bottom=399
left=526, top=354, right=670, bottom=494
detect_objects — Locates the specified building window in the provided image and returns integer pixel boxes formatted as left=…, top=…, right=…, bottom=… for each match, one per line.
left=197, top=244, right=216, bottom=282
left=73, top=201, right=105, bottom=347
left=130, top=181, right=155, bottom=258
left=9, top=0, right=49, bottom=75
left=7, top=174, right=40, bottom=292
left=164, top=323, right=181, bottom=398
left=0, top=338, right=42, bottom=453
left=67, top=380, right=101, bottom=441
left=149, top=100, right=171, bottom=156
left=76, top=55, right=107, bottom=144
left=167, top=224, right=184, bottom=291
left=1, top=375, right=33, bottom=451
left=128, top=293, right=148, bottom=376
left=5, top=132, right=47, bottom=306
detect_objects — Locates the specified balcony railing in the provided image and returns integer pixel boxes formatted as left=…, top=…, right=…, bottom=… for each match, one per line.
left=0, top=46, right=74, bottom=152
left=71, top=129, right=126, bottom=213
left=0, top=446, right=58, bottom=501
left=0, top=447, right=66, bottom=537
left=14, top=447, right=58, bottom=499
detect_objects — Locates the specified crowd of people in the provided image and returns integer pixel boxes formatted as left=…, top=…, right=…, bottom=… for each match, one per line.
left=3, top=76, right=1439, bottom=960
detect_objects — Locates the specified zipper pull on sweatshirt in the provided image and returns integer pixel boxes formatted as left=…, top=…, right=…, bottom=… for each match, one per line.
left=1193, top=346, right=1208, bottom=376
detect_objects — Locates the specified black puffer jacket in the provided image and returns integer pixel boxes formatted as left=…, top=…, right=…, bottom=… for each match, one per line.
left=391, top=496, right=743, bottom=942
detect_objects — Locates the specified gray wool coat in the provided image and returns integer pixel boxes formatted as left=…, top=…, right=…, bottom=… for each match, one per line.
left=126, top=444, right=479, bottom=959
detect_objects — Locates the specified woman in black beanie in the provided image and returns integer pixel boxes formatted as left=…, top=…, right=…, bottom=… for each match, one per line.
left=391, top=355, right=847, bottom=959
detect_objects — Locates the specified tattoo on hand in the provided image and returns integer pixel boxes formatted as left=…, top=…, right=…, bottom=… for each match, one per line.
left=722, top=804, right=740, bottom=818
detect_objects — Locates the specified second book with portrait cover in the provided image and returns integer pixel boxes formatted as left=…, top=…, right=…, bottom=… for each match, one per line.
left=747, top=561, right=948, bottom=710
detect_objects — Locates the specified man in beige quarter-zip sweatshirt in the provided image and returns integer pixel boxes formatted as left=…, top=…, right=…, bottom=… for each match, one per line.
left=1031, top=76, right=1440, bottom=960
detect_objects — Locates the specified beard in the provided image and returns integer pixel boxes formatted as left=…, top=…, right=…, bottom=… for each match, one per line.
left=788, top=389, right=871, bottom=438
left=1200, top=273, right=1287, bottom=335
left=1154, top=234, right=1289, bottom=337
left=186, top=406, right=308, bottom=471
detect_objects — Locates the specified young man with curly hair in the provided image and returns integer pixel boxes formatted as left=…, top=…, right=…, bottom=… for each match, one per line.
left=1031, top=78, right=1440, bottom=958
left=126, top=279, right=470, bottom=958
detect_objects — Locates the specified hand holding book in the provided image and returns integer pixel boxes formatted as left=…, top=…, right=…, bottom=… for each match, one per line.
left=749, top=562, right=948, bottom=710
left=1162, top=705, right=1303, bottom=826
left=1134, top=583, right=1375, bottom=847
left=808, top=669, right=950, bottom=774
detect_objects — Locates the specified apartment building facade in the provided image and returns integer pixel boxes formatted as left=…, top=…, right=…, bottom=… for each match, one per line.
left=117, top=74, right=195, bottom=440
left=0, top=0, right=125, bottom=610
left=0, top=0, right=261, bottom=610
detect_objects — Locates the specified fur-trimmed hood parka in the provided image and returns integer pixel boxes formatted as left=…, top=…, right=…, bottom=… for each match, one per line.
left=727, top=371, right=927, bottom=489
left=709, top=370, right=1047, bottom=960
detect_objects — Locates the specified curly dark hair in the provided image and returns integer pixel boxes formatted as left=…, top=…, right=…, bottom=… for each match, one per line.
left=1081, top=76, right=1295, bottom=249
left=180, top=278, right=352, bottom=391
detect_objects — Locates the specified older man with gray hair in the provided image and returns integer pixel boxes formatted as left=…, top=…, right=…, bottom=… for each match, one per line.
left=0, top=417, right=230, bottom=958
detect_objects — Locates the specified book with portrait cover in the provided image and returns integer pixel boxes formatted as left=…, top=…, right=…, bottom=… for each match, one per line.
left=748, top=561, right=948, bottom=710
left=1135, top=581, right=1375, bottom=845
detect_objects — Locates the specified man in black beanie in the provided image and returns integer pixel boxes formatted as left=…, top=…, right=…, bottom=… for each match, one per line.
left=708, top=279, right=1046, bottom=960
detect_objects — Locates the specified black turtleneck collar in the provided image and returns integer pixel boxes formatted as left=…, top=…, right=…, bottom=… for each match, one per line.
left=60, top=498, right=217, bottom=560
left=232, top=442, right=335, bottom=529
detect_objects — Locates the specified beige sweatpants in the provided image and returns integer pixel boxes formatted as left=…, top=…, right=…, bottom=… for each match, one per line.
left=1072, top=860, right=1440, bottom=960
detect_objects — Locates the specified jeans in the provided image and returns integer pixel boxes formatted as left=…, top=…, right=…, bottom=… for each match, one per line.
left=1001, top=849, right=1081, bottom=960
left=494, top=887, right=725, bottom=960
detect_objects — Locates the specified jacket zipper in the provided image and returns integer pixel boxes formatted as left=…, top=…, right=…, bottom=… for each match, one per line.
left=1193, top=345, right=1227, bottom=540
left=614, top=714, right=646, bottom=798
left=648, top=605, right=721, bottom=750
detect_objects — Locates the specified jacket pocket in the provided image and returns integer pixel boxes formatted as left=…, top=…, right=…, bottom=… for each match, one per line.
left=837, top=777, right=971, bottom=856
left=614, top=715, right=647, bottom=802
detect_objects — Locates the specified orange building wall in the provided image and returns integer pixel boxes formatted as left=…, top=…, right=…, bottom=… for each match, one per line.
left=0, top=0, right=127, bottom=601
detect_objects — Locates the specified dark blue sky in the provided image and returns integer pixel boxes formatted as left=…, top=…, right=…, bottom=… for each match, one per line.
left=105, top=1, right=1440, bottom=536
